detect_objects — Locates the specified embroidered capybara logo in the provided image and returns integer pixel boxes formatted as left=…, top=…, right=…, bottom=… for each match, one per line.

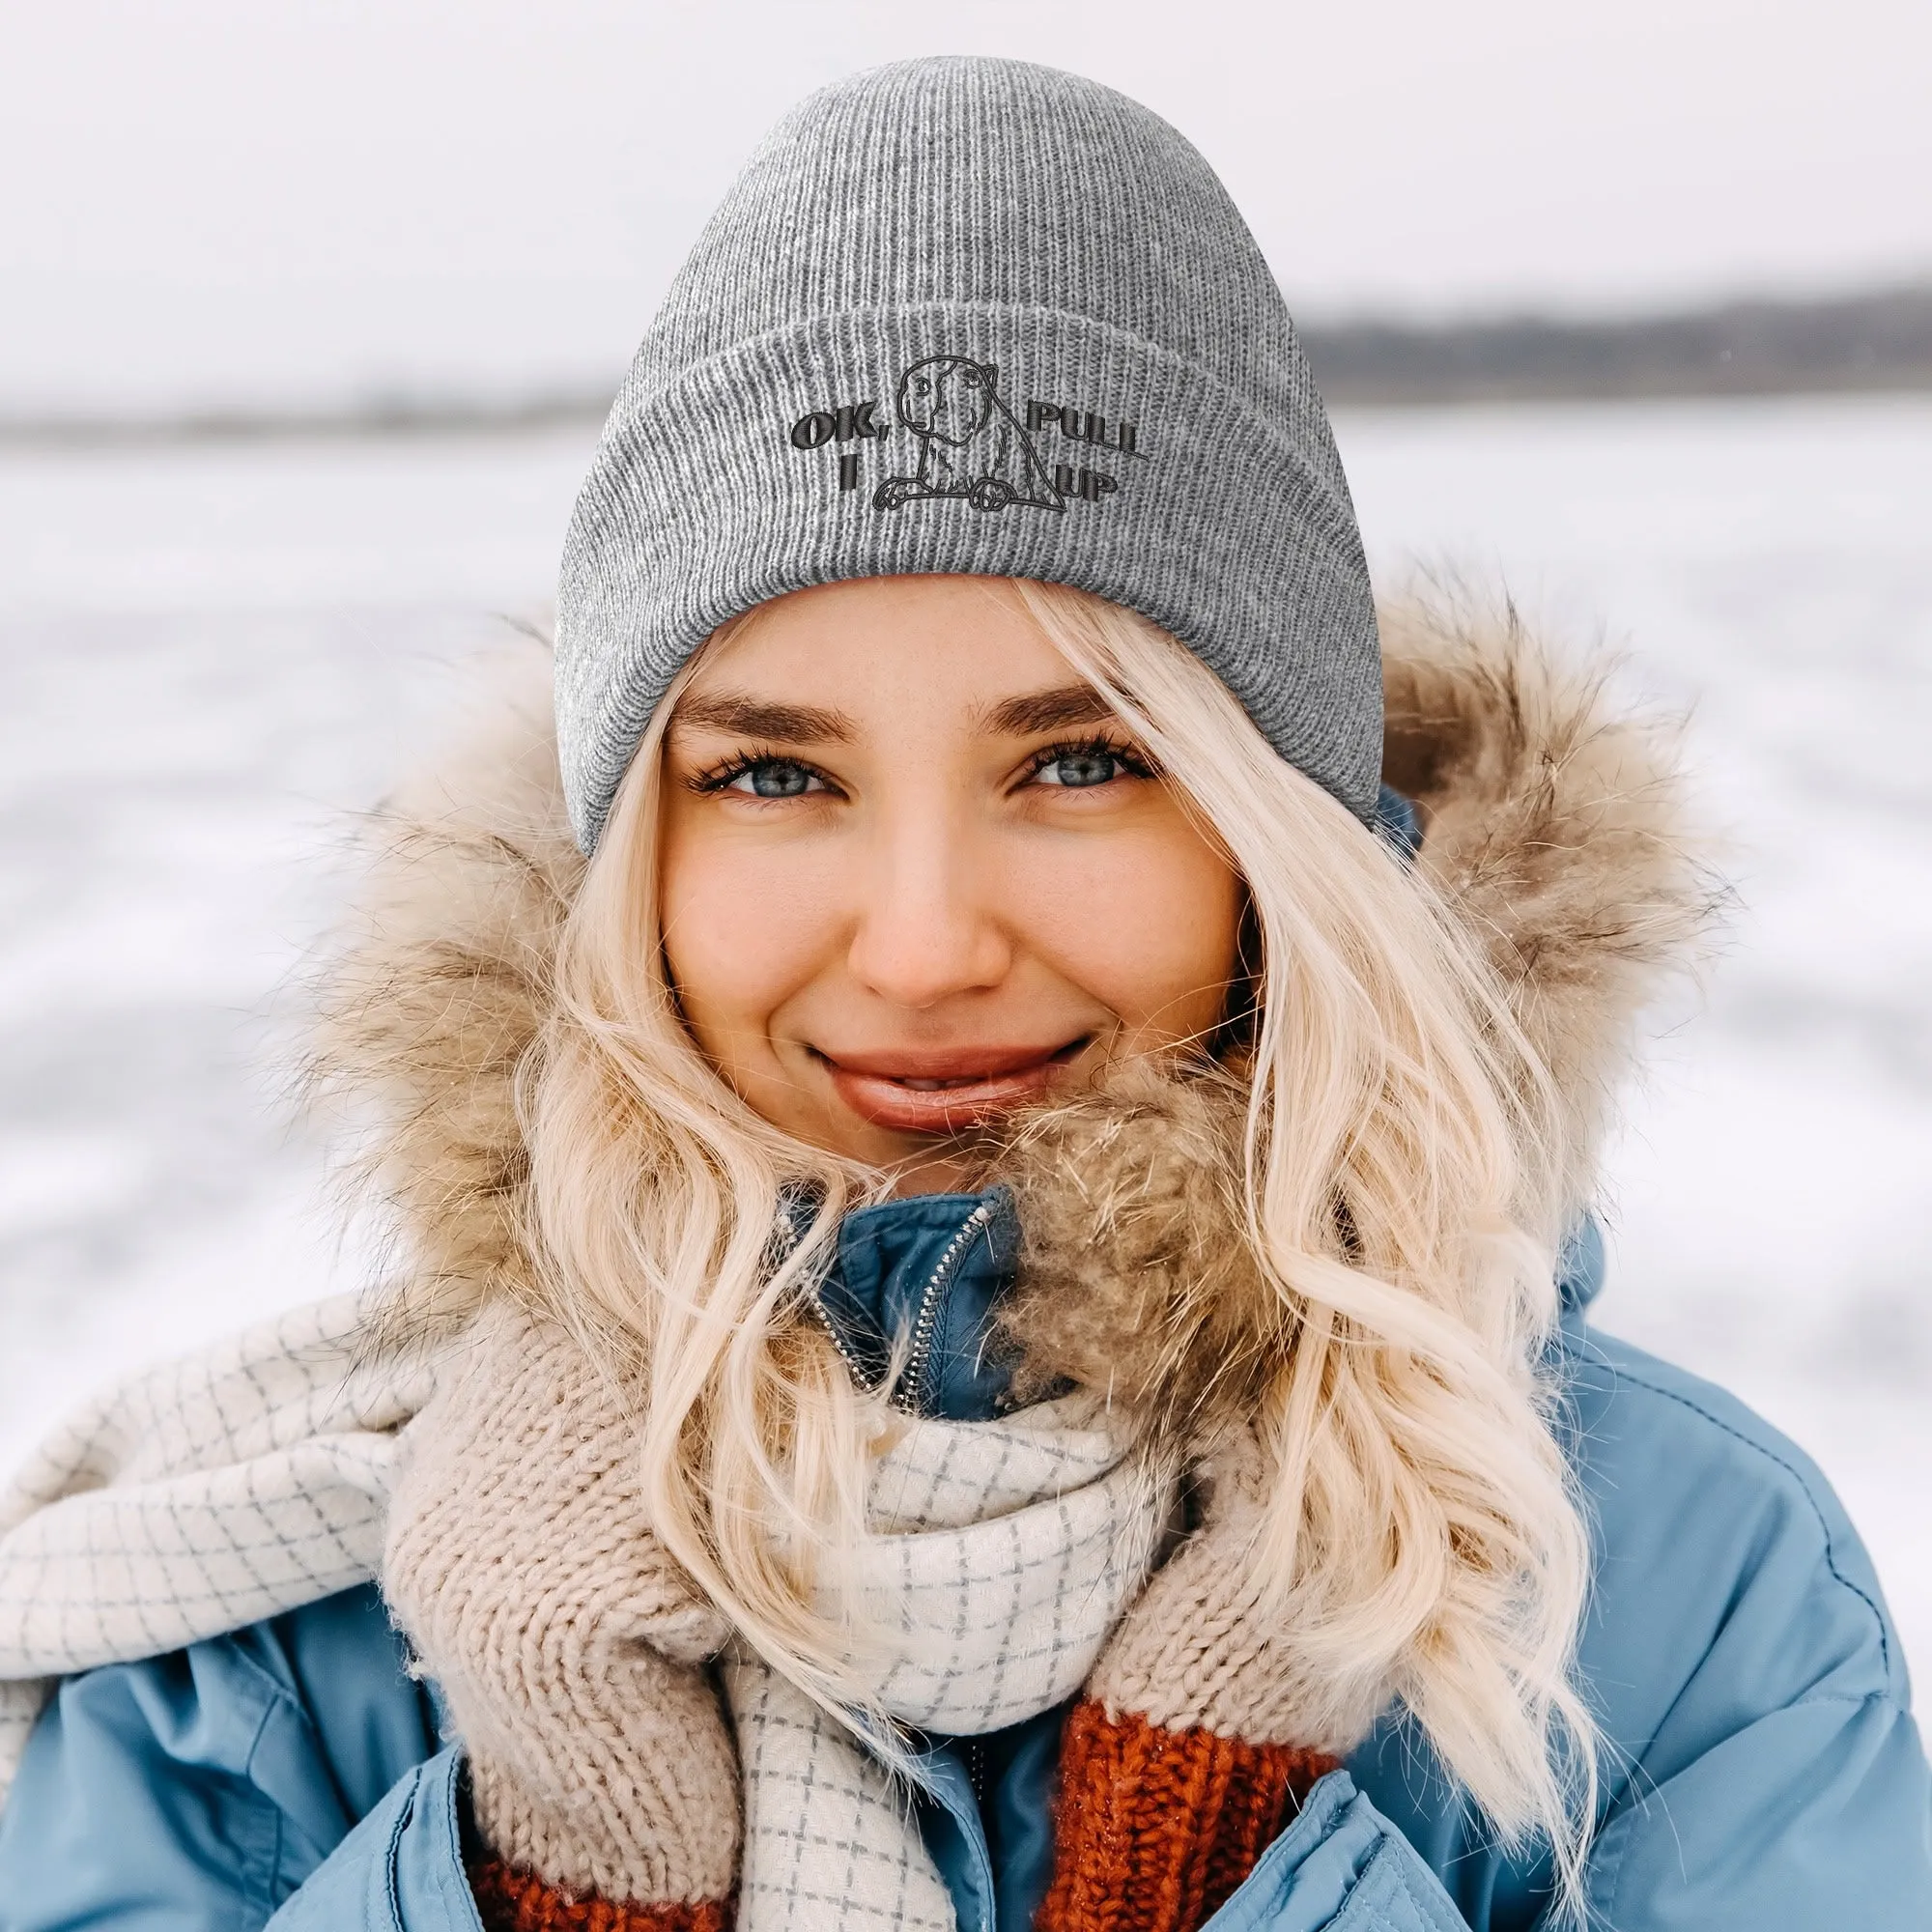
left=783, top=361, right=1139, bottom=507
left=872, top=355, right=1065, bottom=515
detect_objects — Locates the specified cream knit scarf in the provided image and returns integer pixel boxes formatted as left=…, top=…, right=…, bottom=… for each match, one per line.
left=0, top=1295, right=1167, bottom=1932
left=729, top=1398, right=1163, bottom=1930
left=0, top=1296, right=421, bottom=1800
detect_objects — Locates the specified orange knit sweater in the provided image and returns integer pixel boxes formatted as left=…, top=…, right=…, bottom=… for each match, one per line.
left=467, top=1858, right=729, bottom=1932
left=468, top=1700, right=1336, bottom=1932
left=1037, top=1703, right=1338, bottom=1932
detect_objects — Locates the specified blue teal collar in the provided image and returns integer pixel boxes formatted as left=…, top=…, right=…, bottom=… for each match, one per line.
left=1556, top=1211, right=1605, bottom=1319
left=1375, top=781, right=1423, bottom=861
left=803, top=1187, right=1021, bottom=1423
left=796, top=1184, right=1601, bottom=1418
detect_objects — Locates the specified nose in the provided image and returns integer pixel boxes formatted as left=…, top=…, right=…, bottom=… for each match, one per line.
left=843, top=809, right=1011, bottom=1009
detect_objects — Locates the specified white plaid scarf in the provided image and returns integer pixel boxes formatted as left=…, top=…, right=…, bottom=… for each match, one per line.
left=0, top=1296, right=421, bottom=1800
left=727, top=1400, right=1165, bottom=1931
left=0, top=1300, right=1168, bottom=1931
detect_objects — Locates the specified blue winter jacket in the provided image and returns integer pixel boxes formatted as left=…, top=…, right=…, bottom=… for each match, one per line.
left=2, top=1198, right=1928, bottom=1928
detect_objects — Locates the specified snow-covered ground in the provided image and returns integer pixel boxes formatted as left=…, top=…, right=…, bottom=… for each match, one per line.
left=2, top=398, right=1927, bottom=1676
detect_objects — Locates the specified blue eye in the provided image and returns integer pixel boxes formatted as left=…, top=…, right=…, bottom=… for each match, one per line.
left=1035, top=748, right=1128, bottom=788
left=724, top=759, right=823, bottom=798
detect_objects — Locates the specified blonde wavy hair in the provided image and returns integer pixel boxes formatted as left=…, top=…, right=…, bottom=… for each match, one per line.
left=521, top=581, right=1600, bottom=1909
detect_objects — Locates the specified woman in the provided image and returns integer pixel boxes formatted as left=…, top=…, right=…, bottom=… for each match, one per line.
left=0, top=56, right=1925, bottom=1932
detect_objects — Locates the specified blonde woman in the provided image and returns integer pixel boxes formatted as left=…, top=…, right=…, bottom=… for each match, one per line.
left=1, top=57, right=1925, bottom=1932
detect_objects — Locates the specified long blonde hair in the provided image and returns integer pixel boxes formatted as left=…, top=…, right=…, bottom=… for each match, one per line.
left=521, top=581, right=1599, bottom=1906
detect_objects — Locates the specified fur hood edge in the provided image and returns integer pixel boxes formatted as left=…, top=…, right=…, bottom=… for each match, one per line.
left=309, top=593, right=1721, bottom=1325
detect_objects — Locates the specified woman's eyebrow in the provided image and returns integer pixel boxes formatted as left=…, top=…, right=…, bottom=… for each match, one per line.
left=980, top=684, right=1118, bottom=736
left=670, top=692, right=857, bottom=742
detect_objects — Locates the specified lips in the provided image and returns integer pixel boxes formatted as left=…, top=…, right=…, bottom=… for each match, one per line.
left=817, top=1039, right=1087, bottom=1135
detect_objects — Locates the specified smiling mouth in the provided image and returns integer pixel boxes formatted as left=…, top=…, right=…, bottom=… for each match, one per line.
left=815, top=1039, right=1089, bottom=1134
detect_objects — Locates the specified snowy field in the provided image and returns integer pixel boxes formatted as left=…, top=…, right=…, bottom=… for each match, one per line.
left=2, top=397, right=1928, bottom=1677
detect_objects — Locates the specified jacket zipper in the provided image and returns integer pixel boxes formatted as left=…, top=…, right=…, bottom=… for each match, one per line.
left=805, top=1197, right=998, bottom=1413
left=895, top=1198, right=998, bottom=1416
left=965, top=1736, right=988, bottom=1806
left=810, top=1293, right=883, bottom=1394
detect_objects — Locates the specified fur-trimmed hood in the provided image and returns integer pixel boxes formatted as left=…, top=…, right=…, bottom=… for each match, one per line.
left=312, top=593, right=1718, bottom=1332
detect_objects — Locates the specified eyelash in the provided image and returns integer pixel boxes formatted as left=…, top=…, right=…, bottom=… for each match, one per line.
left=1019, top=735, right=1156, bottom=784
left=687, top=746, right=827, bottom=795
left=687, top=734, right=1156, bottom=796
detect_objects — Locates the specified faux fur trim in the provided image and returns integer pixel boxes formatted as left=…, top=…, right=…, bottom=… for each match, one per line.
left=310, top=596, right=1719, bottom=1334
left=309, top=663, right=581, bottom=1332
left=1379, top=593, right=1721, bottom=1206
left=991, top=1061, right=1269, bottom=1427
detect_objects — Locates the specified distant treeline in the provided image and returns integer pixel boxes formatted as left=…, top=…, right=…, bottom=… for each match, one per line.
left=6, top=285, right=1931, bottom=442
left=1299, top=283, right=1932, bottom=405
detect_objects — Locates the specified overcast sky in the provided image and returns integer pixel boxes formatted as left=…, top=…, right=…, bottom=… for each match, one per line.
left=5, top=0, right=1930, bottom=415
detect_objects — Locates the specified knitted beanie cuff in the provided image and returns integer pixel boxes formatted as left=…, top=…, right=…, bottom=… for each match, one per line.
left=467, top=1857, right=731, bottom=1932
left=1037, top=1700, right=1338, bottom=1932
left=556, top=298, right=1380, bottom=851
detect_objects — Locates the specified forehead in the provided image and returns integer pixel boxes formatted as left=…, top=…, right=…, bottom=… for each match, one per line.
left=681, top=577, right=1079, bottom=715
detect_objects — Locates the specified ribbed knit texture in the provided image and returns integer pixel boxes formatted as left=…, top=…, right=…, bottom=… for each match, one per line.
left=554, top=55, right=1381, bottom=850
left=1085, top=1422, right=1397, bottom=1754
left=383, top=1305, right=741, bottom=1911
left=1037, top=1703, right=1338, bottom=1932
left=385, top=1302, right=1170, bottom=1930
left=468, top=1859, right=730, bottom=1932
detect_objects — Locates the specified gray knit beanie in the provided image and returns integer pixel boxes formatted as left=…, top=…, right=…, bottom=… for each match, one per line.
left=554, top=56, right=1380, bottom=852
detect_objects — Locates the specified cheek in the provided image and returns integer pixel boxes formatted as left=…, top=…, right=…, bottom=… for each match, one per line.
left=657, top=817, right=842, bottom=1052
left=1009, top=822, right=1243, bottom=1031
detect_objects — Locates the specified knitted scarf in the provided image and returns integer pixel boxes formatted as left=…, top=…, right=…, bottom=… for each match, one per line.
left=0, top=1295, right=1171, bottom=1929
left=0, top=1295, right=416, bottom=1798
left=727, top=1397, right=1164, bottom=1930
